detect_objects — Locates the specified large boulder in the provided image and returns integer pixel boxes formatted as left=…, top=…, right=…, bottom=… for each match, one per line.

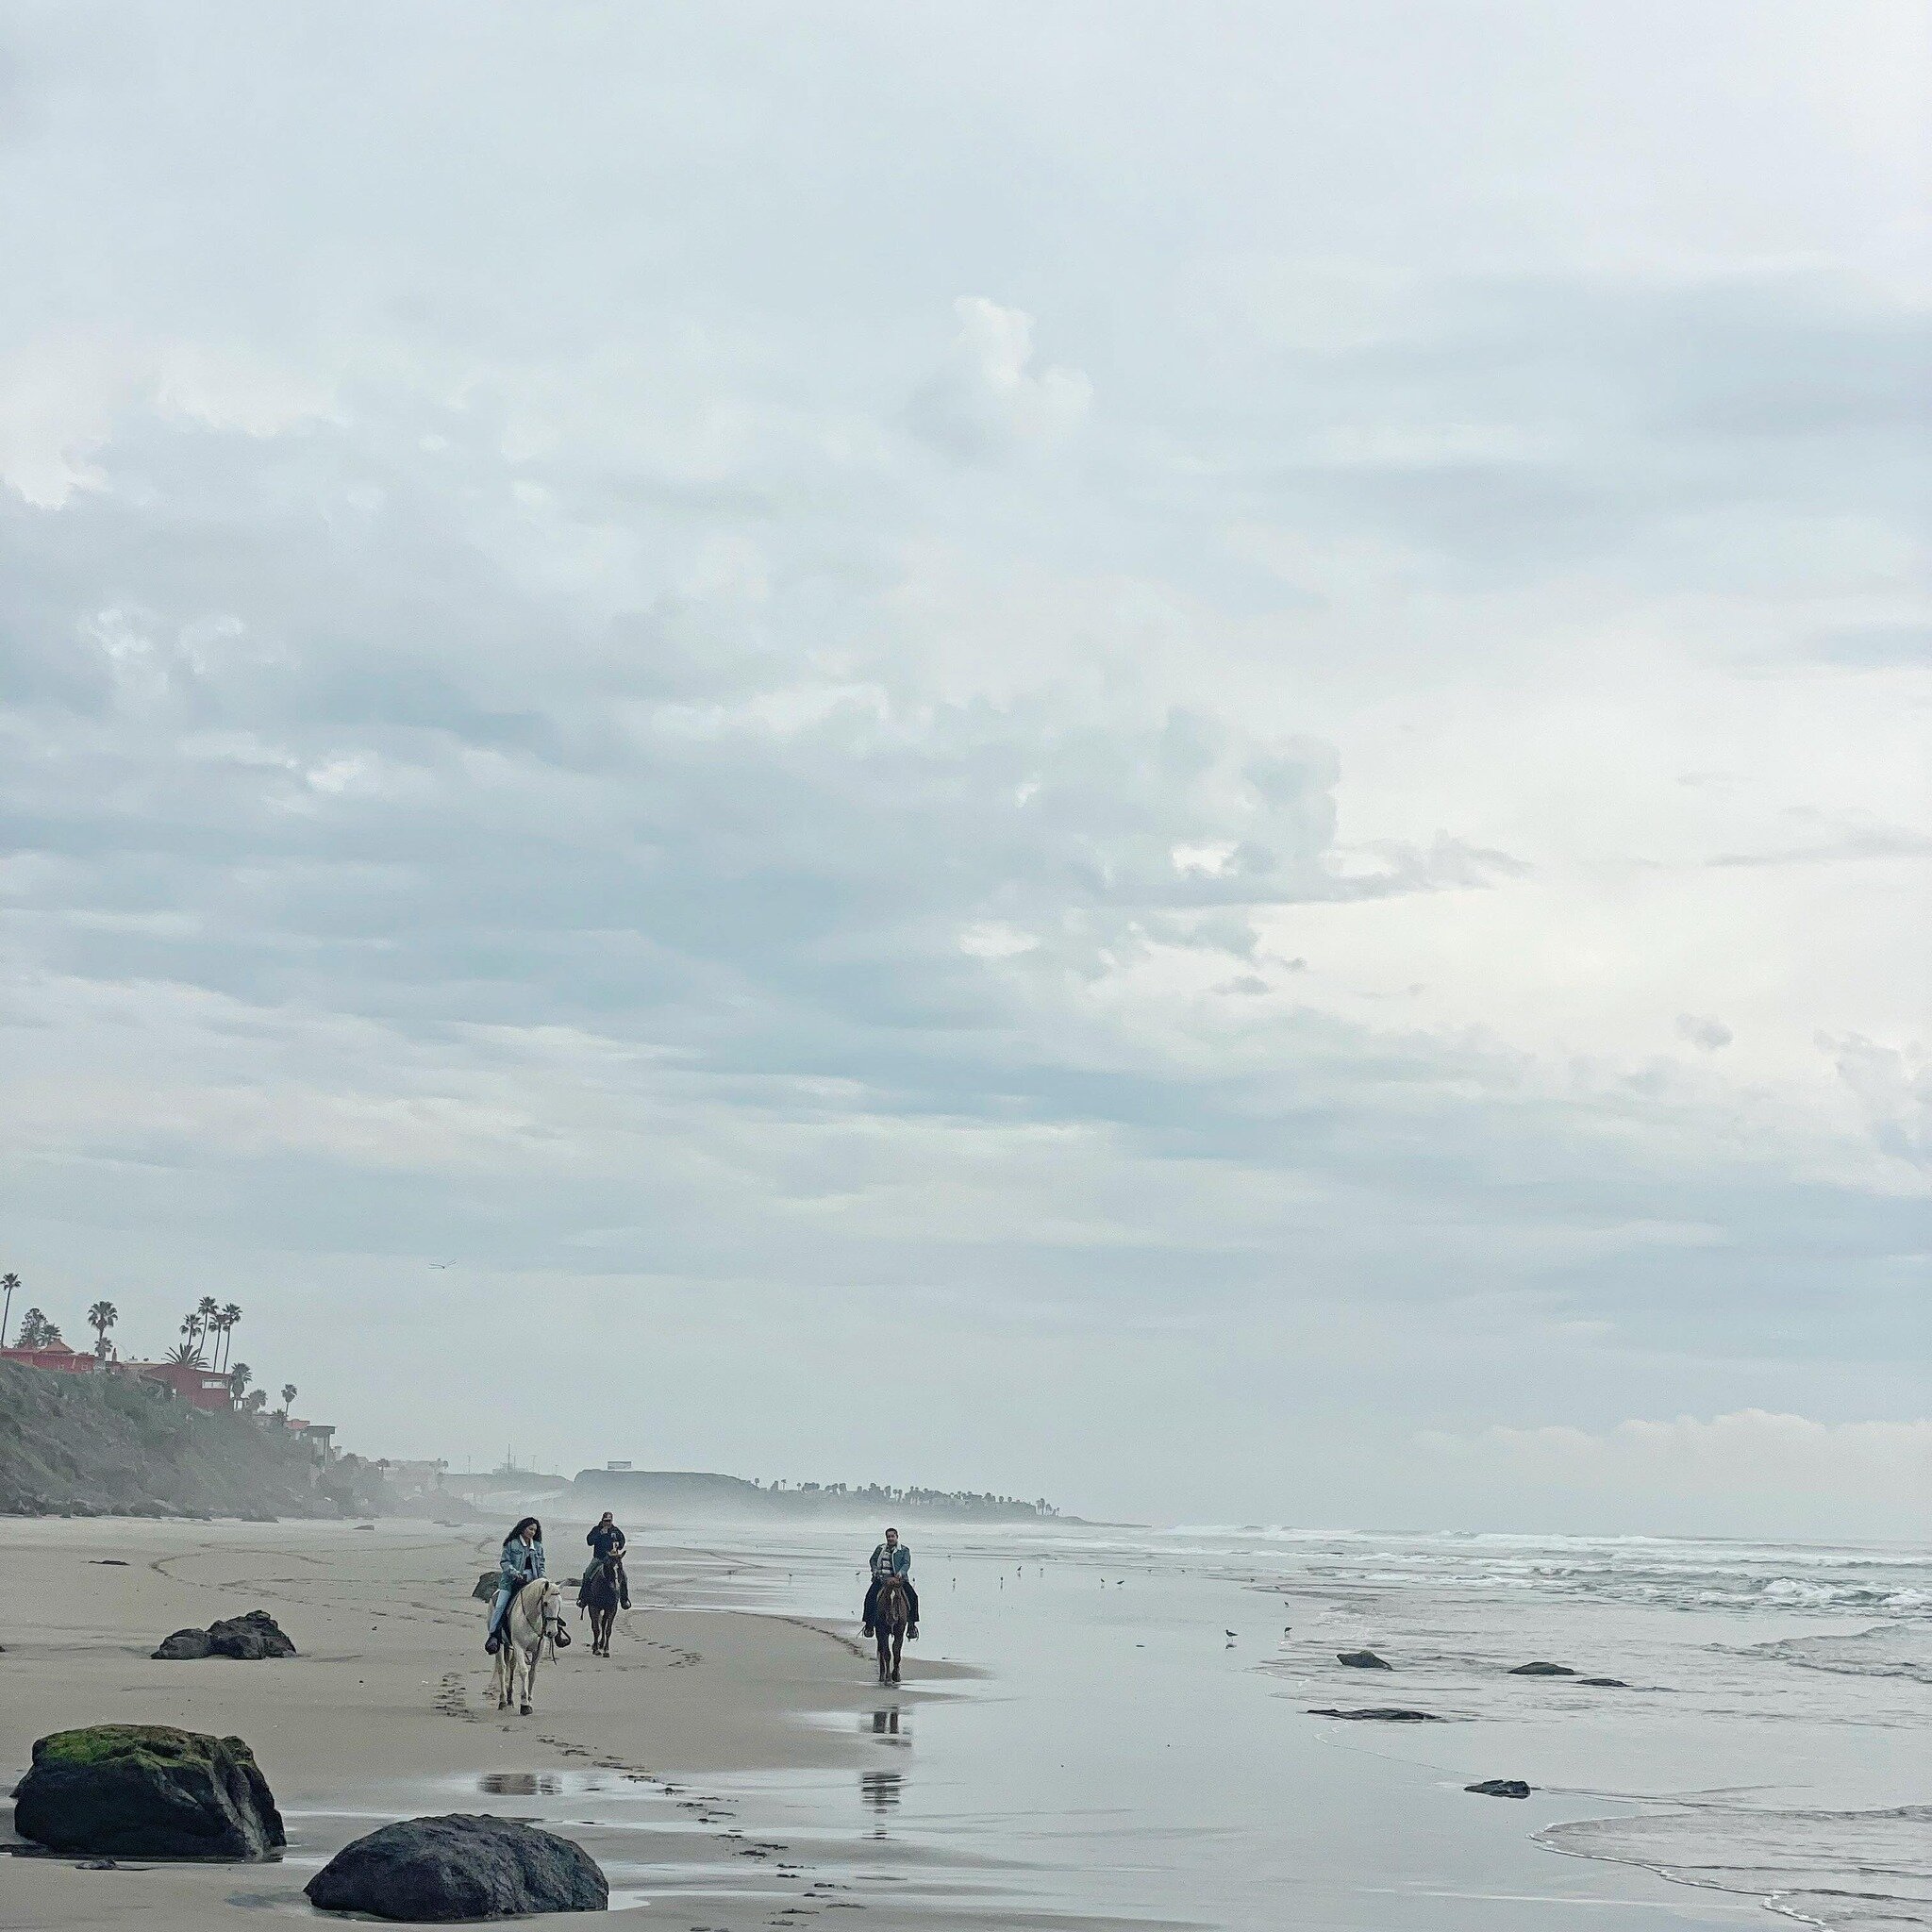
left=306, top=1813, right=608, bottom=1921
left=11, top=1724, right=285, bottom=1859
left=152, top=1609, right=295, bottom=1660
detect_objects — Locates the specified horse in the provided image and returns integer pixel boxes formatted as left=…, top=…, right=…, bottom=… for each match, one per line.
left=579, top=1552, right=622, bottom=1657
left=489, top=1576, right=566, bottom=1715
left=873, top=1573, right=909, bottom=1685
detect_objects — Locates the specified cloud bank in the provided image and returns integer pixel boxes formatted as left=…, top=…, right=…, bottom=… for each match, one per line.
left=0, top=3, right=1924, bottom=1529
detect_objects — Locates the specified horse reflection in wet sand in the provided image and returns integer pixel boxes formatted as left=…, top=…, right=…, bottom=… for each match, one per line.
left=873, top=1573, right=910, bottom=1684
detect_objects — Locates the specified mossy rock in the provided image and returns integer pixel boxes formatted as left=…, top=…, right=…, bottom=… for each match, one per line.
left=13, top=1724, right=285, bottom=1859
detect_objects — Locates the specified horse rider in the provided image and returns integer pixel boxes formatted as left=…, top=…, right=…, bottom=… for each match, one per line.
left=861, top=1525, right=919, bottom=1641
left=485, top=1515, right=545, bottom=1655
left=581, top=1510, right=631, bottom=1610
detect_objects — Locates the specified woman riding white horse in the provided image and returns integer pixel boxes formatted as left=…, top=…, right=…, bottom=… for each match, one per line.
left=485, top=1517, right=564, bottom=1655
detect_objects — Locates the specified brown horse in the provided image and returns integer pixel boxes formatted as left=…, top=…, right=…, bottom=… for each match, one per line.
left=579, top=1552, right=622, bottom=1657
left=873, top=1574, right=909, bottom=1685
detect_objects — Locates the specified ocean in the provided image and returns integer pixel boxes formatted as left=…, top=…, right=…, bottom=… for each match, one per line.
left=618, top=1521, right=1931, bottom=1929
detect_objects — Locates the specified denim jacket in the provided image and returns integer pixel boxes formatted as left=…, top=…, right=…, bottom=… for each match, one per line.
left=870, top=1541, right=910, bottom=1580
left=501, top=1537, right=546, bottom=1587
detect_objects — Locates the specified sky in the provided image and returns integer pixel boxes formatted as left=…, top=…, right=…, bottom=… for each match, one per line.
left=1, top=2, right=1927, bottom=1538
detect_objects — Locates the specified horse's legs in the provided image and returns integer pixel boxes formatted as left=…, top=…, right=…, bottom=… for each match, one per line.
left=891, top=1626, right=903, bottom=1683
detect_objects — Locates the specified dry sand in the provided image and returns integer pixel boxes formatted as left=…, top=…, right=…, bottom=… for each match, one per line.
left=0, top=1515, right=978, bottom=1932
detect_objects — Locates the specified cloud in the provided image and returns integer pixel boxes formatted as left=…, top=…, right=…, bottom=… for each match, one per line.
left=0, top=3, right=1923, bottom=1523
left=1420, top=1410, right=1932, bottom=1538
left=907, top=297, right=1092, bottom=462
left=1823, top=1034, right=1932, bottom=1170
left=1676, top=1013, right=1733, bottom=1052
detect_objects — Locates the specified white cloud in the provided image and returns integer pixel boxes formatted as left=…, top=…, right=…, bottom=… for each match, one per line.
left=1676, top=1012, right=1734, bottom=1051
left=907, top=297, right=1092, bottom=461
left=1421, top=1410, right=1932, bottom=1538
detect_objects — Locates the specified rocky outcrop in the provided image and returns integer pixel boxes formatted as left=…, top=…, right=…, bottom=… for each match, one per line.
left=1336, top=1649, right=1392, bottom=1669
left=1307, top=1706, right=1445, bottom=1722
left=11, top=1724, right=285, bottom=1859
left=154, top=1610, right=296, bottom=1660
left=306, top=1813, right=608, bottom=1921
left=1578, top=1676, right=1628, bottom=1687
left=1509, top=1661, right=1576, bottom=1676
left=1467, top=1778, right=1531, bottom=1798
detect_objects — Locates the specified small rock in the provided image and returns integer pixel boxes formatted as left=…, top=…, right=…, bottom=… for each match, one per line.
left=306, top=1813, right=608, bottom=1920
left=1466, top=1778, right=1531, bottom=1798
left=207, top=1611, right=296, bottom=1660
left=1336, top=1650, right=1392, bottom=1669
left=1578, top=1676, right=1628, bottom=1688
left=1509, top=1661, right=1576, bottom=1676
left=153, top=1627, right=214, bottom=1660
left=12, top=1724, right=284, bottom=1859
left=153, top=1610, right=295, bottom=1661
left=1307, top=1707, right=1445, bottom=1722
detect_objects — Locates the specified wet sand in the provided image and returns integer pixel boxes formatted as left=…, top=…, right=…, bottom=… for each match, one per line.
left=0, top=1516, right=981, bottom=1932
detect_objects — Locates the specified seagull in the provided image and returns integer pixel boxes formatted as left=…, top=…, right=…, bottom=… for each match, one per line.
left=1225, top=1629, right=1239, bottom=1639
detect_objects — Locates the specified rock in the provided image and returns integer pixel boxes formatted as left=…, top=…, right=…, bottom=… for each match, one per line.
left=153, top=1628, right=214, bottom=1659
left=306, top=1813, right=608, bottom=1921
left=1336, top=1649, right=1392, bottom=1669
left=1508, top=1661, right=1576, bottom=1676
left=12, top=1724, right=285, bottom=1859
left=207, top=1610, right=296, bottom=1660
left=1467, top=1778, right=1531, bottom=1798
left=1579, top=1676, right=1628, bottom=1688
left=1307, top=1707, right=1445, bottom=1722
left=153, top=1610, right=295, bottom=1661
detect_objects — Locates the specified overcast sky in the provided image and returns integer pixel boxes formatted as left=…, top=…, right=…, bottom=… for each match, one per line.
left=2, top=3, right=1926, bottom=1536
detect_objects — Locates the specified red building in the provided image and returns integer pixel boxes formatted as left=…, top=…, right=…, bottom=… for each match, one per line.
left=0, top=1346, right=236, bottom=1411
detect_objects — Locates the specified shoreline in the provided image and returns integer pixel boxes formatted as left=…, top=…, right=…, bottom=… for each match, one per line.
left=0, top=1516, right=980, bottom=1931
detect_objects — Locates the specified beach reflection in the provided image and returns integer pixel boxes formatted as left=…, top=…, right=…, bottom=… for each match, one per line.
left=865, top=1707, right=908, bottom=1740
left=478, top=1772, right=563, bottom=1797
left=860, top=1769, right=903, bottom=1814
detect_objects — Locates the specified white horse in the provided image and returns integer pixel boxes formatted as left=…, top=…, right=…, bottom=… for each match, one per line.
left=489, top=1577, right=566, bottom=1716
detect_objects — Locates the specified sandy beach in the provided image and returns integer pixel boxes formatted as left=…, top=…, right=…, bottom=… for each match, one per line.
left=0, top=1516, right=983, bottom=1932
left=5, top=1514, right=1924, bottom=1931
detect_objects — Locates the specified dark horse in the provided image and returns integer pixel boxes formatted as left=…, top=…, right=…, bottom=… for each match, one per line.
left=579, top=1552, right=622, bottom=1657
left=873, top=1574, right=909, bottom=1685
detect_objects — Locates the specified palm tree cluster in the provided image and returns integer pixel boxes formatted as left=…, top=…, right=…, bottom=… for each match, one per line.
left=3, top=1276, right=292, bottom=1422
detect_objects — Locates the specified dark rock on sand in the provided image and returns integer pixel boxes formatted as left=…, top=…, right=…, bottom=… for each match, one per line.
left=1579, top=1676, right=1628, bottom=1687
left=1509, top=1661, right=1576, bottom=1676
left=1307, top=1707, right=1445, bottom=1722
left=12, top=1724, right=285, bottom=1859
left=306, top=1813, right=608, bottom=1921
left=1336, top=1649, right=1392, bottom=1669
left=1467, top=1778, right=1531, bottom=1798
left=153, top=1609, right=295, bottom=1661
left=153, top=1626, right=214, bottom=1659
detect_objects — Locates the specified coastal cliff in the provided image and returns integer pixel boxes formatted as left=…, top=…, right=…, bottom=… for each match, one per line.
left=0, top=1360, right=385, bottom=1518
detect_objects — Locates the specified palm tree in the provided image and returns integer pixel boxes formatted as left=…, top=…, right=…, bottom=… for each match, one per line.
left=87, top=1300, right=119, bottom=1359
left=216, top=1303, right=242, bottom=1372
left=195, top=1296, right=221, bottom=1360
left=163, top=1342, right=202, bottom=1365
left=0, top=1273, right=19, bottom=1347
left=227, top=1361, right=252, bottom=1404
left=178, top=1311, right=207, bottom=1362
left=280, top=1382, right=297, bottom=1417
left=14, top=1307, right=52, bottom=1350
left=242, top=1388, right=268, bottom=1416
